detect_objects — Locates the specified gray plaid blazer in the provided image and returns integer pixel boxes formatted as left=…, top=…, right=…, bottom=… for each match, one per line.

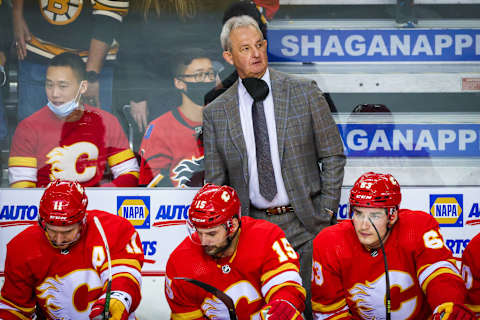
left=203, top=68, right=346, bottom=235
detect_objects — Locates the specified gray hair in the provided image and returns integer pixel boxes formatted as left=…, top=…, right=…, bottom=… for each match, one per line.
left=220, top=15, right=263, bottom=51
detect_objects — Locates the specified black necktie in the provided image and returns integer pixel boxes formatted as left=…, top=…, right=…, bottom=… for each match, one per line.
left=242, top=78, right=277, bottom=201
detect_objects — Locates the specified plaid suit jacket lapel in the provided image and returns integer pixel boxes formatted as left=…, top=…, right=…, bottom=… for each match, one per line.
left=224, top=80, right=249, bottom=183
left=270, top=68, right=289, bottom=163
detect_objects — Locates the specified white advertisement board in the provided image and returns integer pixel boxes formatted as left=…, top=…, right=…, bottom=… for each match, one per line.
left=1, top=187, right=479, bottom=317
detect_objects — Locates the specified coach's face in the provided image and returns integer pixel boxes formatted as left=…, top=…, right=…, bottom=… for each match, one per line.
left=223, top=25, right=268, bottom=79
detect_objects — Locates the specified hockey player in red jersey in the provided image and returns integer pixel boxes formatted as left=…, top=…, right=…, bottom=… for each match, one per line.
left=165, top=183, right=306, bottom=319
left=0, top=180, right=144, bottom=319
left=8, top=52, right=139, bottom=188
left=311, top=172, right=474, bottom=320
left=462, top=232, right=480, bottom=318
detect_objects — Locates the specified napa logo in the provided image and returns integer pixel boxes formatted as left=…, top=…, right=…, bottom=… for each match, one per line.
left=429, top=194, right=463, bottom=227
left=117, top=196, right=150, bottom=229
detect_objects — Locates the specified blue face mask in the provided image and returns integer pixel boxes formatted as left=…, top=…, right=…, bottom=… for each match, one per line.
left=47, top=82, right=83, bottom=118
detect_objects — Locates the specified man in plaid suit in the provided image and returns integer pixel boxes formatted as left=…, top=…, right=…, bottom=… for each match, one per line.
left=203, top=15, right=345, bottom=320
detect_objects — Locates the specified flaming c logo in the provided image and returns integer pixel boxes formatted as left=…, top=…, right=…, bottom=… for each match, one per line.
left=46, top=142, right=99, bottom=182
left=172, top=156, right=204, bottom=187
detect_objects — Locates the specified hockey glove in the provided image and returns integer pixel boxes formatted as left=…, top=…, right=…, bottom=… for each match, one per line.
left=260, top=299, right=304, bottom=320
left=432, top=302, right=475, bottom=320
left=89, top=297, right=128, bottom=320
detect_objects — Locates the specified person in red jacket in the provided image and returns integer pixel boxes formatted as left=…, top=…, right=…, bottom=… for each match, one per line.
left=0, top=180, right=144, bottom=319
left=311, top=172, right=474, bottom=320
left=9, top=52, right=139, bottom=188
left=165, top=183, right=305, bottom=319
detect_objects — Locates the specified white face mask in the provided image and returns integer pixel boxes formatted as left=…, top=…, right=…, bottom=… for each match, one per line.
left=47, top=82, right=84, bottom=118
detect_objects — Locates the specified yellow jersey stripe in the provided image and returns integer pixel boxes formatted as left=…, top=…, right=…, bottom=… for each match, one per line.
left=10, top=181, right=36, bottom=188
left=171, top=309, right=204, bottom=320
left=101, top=259, right=142, bottom=272
left=108, top=149, right=135, bottom=167
left=8, top=156, right=37, bottom=168
left=265, top=282, right=306, bottom=303
left=312, top=298, right=347, bottom=312
left=261, top=263, right=299, bottom=283
left=421, top=268, right=463, bottom=292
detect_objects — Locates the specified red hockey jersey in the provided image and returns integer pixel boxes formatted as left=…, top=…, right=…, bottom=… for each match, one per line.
left=9, top=105, right=139, bottom=187
left=0, top=210, right=144, bottom=320
left=139, top=108, right=204, bottom=187
left=311, top=209, right=466, bottom=320
left=462, top=232, right=480, bottom=317
left=165, top=216, right=306, bottom=320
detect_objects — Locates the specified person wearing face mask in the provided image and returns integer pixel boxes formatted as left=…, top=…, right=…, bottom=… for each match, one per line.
left=138, top=48, right=217, bottom=187
left=8, top=52, right=139, bottom=188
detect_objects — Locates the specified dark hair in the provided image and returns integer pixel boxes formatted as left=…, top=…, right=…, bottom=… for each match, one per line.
left=170, top=47, right=211, bottom=78
left=49, top=52, right=87, bottom=82
left=222, top=1, right=267, bottom=39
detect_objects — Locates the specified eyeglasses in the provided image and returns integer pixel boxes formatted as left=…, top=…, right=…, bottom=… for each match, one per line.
left=178, top=70, right=217, bottom=82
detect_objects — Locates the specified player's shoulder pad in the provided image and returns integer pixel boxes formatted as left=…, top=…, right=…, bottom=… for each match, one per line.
left=397, top=209, right=439, bottom=228
left=242, top=216, right=285, bottom=238
left=8, top=224, right=44, bottom=249
left=313, top=221, right=353, bottom=249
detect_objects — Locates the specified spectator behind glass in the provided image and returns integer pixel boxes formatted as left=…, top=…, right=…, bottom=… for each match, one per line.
left=119, top=1, right=273, bottom=138
left=311, top=172, right=474, bottom=320
left=116, top=0, right=232, bottom=143
left=12, top=0, right=128, bottom=120
left=8, top=52, right=139, bottom=188
left=139, top=48, right=217, bottom=188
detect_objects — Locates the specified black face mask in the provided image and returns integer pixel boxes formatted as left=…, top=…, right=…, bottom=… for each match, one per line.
left=183, top=81, right=216, bottom=106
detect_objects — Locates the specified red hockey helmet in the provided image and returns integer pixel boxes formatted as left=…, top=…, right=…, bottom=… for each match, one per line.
left=39, top=180, right=88, bottom=226
left=349, top=172, right=401, bottom=217
left=187, top=183, right=241, bottom=237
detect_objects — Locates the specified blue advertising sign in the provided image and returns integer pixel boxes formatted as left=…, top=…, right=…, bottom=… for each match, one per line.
left=338, top=123, right=480, bottom=157
left=268, top=29, right=480, bottom=62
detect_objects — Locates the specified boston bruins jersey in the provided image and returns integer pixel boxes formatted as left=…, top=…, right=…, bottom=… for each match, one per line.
left=165, top=216, right=306, bottom=320
left=0, top=210, right=144, bottom=319
left=9, top=105, right=139, bottom=187
left=139, top=108, right=204, bottom=187
left=311, top=209, right=466, bottom=320
left=462, top=232, right=480, bottom=317
left=22, top=0, right=128, bottom=63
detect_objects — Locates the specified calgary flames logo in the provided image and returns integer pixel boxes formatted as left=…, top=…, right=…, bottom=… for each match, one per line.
left=349, top=271, right=417, bottom=319
left=202, top=296, right=230, bottom=319
left=172, top=156, right=204, bottom=187
left=46, top=141, right=99, bottom=182
left=40, top=0, right=83, bottom=25
left=37, top=269, right=102, bottom=318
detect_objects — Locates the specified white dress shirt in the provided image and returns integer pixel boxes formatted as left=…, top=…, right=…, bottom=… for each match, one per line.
left=237, top=69, right=290, bottom=209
